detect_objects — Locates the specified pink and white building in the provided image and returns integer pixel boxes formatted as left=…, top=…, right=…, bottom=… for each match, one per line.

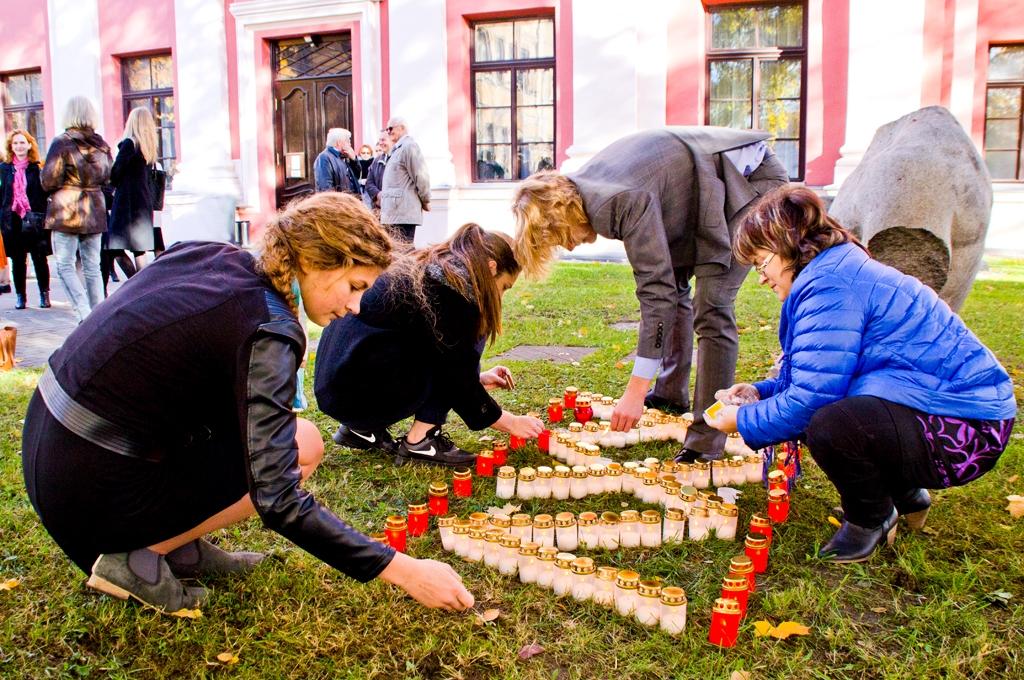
left=1, top=0, right=1021, bottom=252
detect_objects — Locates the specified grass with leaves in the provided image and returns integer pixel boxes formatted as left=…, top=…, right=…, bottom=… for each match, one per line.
left=0, top=260, right=1022, bottom=679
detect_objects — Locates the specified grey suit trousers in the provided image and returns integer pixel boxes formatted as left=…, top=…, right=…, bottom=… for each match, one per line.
left=650, top=256, right=751, bottom=456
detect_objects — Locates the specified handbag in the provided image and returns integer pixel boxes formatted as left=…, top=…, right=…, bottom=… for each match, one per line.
left=20, top=211, right=45, bottom=232
left=149, top=166, right=167, bottom=211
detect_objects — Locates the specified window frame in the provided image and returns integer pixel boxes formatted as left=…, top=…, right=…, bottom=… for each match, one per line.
left=120, top=54, right=176, bottom=176
left=470, top=15, right=557, bottom=183
left=983, top=43, right=1024, bottom=182
left=1, top=69, right=46, bottom=151
left=704, top=1, right=808, bottom=181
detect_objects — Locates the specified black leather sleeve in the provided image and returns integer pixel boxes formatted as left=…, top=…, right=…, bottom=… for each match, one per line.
left=241, top=318, right=395, bottom=582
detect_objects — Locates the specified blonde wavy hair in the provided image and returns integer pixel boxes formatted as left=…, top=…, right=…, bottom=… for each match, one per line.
left=122, top=107, right=159, bottom=164
left=62, top=96, right=99, bottom=130
left=511, top=170, right=589, bottom=278
left=257, top=192, right=393, bottom=312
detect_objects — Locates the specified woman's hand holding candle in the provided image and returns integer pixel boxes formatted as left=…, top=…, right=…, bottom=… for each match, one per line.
left=716, top=383, right=761, bottom=405
left=379, top=552, right=476, bottom=611
left=493, top=411, right=545, bottom=438
left=480, top=366, right=516, bottom=391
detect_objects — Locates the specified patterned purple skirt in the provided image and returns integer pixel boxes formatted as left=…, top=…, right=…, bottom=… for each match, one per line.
left=916, top=414, right=1016, bottom=487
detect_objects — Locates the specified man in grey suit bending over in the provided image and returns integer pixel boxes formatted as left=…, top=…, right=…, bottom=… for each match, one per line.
left=512, top=127, right=788, bottom=462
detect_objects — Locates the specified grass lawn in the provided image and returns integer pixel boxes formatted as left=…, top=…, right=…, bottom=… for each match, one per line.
left=1, top=260, right=1022, bottom=679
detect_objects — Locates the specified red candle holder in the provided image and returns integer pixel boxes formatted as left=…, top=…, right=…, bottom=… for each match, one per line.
left=510, top=434, right=527, bottom=450
left=453, top=467, right=473, bottom=498
left=564, top=386, right=578, bottom=409
left=767, top=469, right=788, bottom=492
left=708, top=598, right=742, bottom=647
left=749, top=512, right=773, bottom=545
left=574, top=397, right=593, bottom=425
left=767, top=488, right=790, bottom=523
left=547, top=398, right=564, bottom=423
left=408, top=503, right=429, bottom=537
left=744, top=534, right=770, bottom=573
left=428, top=482, right=449, bottom=516
left=475, top=450, right=495, bottom=477
left=537, top=429, right=551, bottom=452
left=492, top=441, right=508, bottom=467
left=385, top=515, right=408, bottom=553
left=728, top=554, right=756, bottom=593
left=721, top=576, right=750, bottom=617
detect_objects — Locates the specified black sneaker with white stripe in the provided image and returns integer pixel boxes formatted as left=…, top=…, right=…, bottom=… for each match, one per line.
left=332, top=424, right=396, bottom=452
left=395, top=427, right=476, bottom=467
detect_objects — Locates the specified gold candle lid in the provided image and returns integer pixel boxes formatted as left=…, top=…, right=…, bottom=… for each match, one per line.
left=706, top=498, right=722, bottom=511
left=571, top=465, right=589, bottom=478
left=533, top=513, right=554, bottom=529
left=660, top=586, right=687, bottom=605
left=722, top=576, right=748, bottom=592
left=638, top=580, right=663, bottom=598
left=640, top=510, right=662, bottom=524
left=453, top=520, right=471, bottom=534
left=728, top=458, right=744, bottom=468
left=590, top=393, right=604, bottom=401
left=519, top=541, right=540, bottom=556
left=676, top=462, right=693, bottom=473
left=437, top=514, right=458, bottom=528
left=601, top=396, right=614, bottom=405
left=555, top=512, right=577, bottom=527
left=583, top=421, right=600, bottom=432
left=477, top=449, right=494, bottom=460
left=518, top=467, right=537, bottom=481
left=408, top=503, right=428, bottom=515
left=619, top=510, right=640, bottom=523
left=537, top=546, right=559, bottom=561
left=490, top=514, right=512, bottom=528
left=583, top=443, right=600, bottom=456
left=768, top=488, right=790, bottom=501
left=554, top=552, right=576, bottom=569
left=492, top=440, right=508, bottom=451
left=369, top=532, right=389, bottom=544
left=484, top=528, right=505, bottom=543
left=556, top=433, right=571, bottom=444
left=500, top=534, right=522, bottom=549
left=745, top=534, right=769, bottom=549
left=496, top=466, right=517, bottom=479
left=600, top=511, right=620, bottom=525
left=553, top=465, right=571, bottom=478
left=536, top=465, right=553, bottom=478
left=526, top=411, right=541, bottom=419
left=661, top=461, right=678, bottom=474
left=713, top=597, right=742, bottom=615
left=606, top=462, right=623, bottom=476
left=745, top=453, right=763, bottom=464
left=623, top=461, right=640, bottom=471
left=660, top=476, right=680, bottom=490
left=665, top=507, right=686, bottom=521
left=640, top=418, right=656, bottom=428
left=578, top=511, right=599, bottom=526
left=469, top=511, right=490, bottom=526
left=690, top=506, right=709, bottom=518
left=512, top=513, right=533, bottom=527
left=549, top=397, right=563, bottom=406
left=718, top=503, right=739, bottom=517
left=697, top=491, right=714, bottom=502
left=573, top=442, right=588, bottom=454
left=570, top=557, right=596, bottom=575
left=729, top=554, right=754, bottom=573
left=568, top=423, right=584, bottom=433
left=750, top=512, right=772, bottom=528
left=767, top=469, right=787, bottom=482
left=565, top=386, right=579, bottom=394
left=693, top=461, right=710, bottom=472
left=588, top=464, right=607, bottom=477
left=469, top=527, right=487, bottom=539
left=615, top=569, right=640, bottom=588
left=596, top=565, right=619, bottom=582
left=429, top=482, right=449, bottom=496
left=635, top=466, right=650, bottom=477
left=385, top=515, right=407, bottom=530
left=453, top=467, right=472, bottom=480
left=679, top=486, right=698, bottom=502
left=641, top=471, right=659, bottom=486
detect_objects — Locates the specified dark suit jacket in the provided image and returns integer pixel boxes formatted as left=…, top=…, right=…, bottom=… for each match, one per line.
left=313, top=147, right=360, bottom=194
left=568, top=126, right=789, bottom=361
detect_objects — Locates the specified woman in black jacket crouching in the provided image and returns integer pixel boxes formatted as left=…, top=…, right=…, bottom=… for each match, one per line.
left=315, top=223, right=544, bottom=467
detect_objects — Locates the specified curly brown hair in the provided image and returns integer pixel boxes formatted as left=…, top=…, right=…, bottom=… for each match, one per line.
left=734, top=184, right=865, bottom=278
left=511, top=170, right=590, bottom=279
left=4, top=129, right=42, bottom=164
left=256, top=192, right=393, bottom=312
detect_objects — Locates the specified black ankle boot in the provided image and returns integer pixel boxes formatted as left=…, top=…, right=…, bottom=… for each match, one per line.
left=894, top=488, right=931, bottom=530
left=39, top=291, right=51, bottom=308
left=14, top=293, right=26, bottom=310
left=818, top=508, right=898, bottom=563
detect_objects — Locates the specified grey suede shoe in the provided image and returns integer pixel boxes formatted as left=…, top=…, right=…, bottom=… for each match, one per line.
left=87, top=551, right=206, bottom=611
left=166, top=538, right=266, bottom=579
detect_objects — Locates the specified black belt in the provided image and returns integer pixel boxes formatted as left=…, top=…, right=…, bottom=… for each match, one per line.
left=37, top=366, right=164, bottom=462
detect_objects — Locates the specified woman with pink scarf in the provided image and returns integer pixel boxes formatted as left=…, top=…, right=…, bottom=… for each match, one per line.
left=1, top=129, right=51, bottom=309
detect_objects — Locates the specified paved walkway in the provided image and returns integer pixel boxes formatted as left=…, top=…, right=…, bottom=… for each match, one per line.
left=0, top=258, right=123, bottom=369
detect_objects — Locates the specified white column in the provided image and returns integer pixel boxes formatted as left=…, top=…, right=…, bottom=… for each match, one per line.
left=633, top=0, right=669, bottom=132
left=47, top=0, right=105, bottom=136
left=830, top=0, right=928, bottom=188
left=948, top=0, right=980, bottom=136
left=387, top=0, right=455, bottom=245
left=163, top=0, right=241, bottom=243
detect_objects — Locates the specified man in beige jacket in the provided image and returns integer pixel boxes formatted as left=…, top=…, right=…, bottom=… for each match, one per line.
left=380, top=117, right=430, bottom=243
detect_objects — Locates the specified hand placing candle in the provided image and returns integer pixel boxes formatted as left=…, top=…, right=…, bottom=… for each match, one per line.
left=493, top=411, right=545, bottom=439
left=480, top=366, right=516, bottom=390
left=704, top=403, right=739, bottom=434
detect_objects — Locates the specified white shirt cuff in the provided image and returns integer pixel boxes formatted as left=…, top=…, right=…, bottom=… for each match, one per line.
left=631, top=357, right=662, bottom=381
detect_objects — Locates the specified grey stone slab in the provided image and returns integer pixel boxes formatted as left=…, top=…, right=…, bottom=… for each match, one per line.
left=610, top=320, right=640, bottom=331
left=493, top=344, right=599, bottom=363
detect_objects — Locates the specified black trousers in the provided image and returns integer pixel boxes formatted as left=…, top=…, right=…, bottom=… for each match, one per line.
left=2, top=221, right=50, bottom=296
left=805, top=396, right=943, bottom=527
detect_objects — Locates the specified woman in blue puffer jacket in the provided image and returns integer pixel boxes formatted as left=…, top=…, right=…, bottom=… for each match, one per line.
left=707, top=185, right=1016, bottom=563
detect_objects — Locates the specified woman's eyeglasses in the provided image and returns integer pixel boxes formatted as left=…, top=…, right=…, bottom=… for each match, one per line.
left=755, top=252, right=776, bottom=275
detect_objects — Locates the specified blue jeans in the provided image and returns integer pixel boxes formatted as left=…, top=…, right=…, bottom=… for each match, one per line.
left=52, top=232, right=103, bottom=323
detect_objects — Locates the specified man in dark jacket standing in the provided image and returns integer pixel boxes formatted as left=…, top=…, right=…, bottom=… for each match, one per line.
left=365, top=130, right=392, bottom=210
left=313, top=128, right=360, bottom=195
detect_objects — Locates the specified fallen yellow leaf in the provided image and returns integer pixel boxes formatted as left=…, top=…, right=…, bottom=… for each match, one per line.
left=170, top=608, right=203, bottom=619
left=0, top=578, right=21, bottom=590
left=771, top=621, right=811, bottom=639
left=827, top=516, right=842, bottom=528
left=1006, top=495, right=1024, bottom=519
left=753, top=620, right=775, bottom=637
left=481, top=608, right=500, bottom=622
left=1008, top=475, right=1020, bottom=484
left=216, top=652, right=240, bottom=665
left=870, top=607, right=887, bottom=614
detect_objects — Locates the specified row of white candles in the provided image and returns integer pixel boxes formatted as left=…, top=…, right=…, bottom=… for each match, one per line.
left=495, top=455, right=764, bottom=502
left=439, top=515, right=687, bottom=634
